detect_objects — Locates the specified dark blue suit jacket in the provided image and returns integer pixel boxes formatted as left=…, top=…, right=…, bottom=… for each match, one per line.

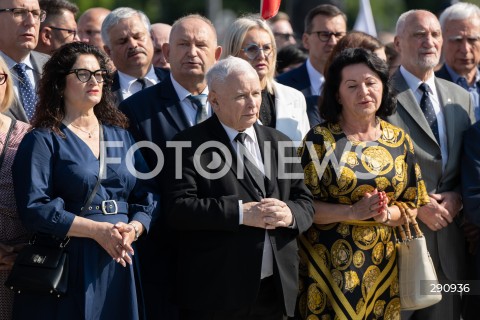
left=119, top=76, right=184, bottom=320
left=435, top=64, right=454, bottom=82
left=276, top=62, right=321, bottom=127
left=112, top=66, right=170, bottom=106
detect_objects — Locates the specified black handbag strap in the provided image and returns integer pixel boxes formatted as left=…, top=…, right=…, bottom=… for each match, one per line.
left=0, top=118, right=16, bottom=169
left=80, top=123, right=105, bottom=216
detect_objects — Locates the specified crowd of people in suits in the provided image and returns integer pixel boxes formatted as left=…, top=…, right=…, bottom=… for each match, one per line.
left=1, top=0, right=480, bottom=319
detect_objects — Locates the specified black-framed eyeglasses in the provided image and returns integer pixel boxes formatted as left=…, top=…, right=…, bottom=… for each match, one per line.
left=241, top=43, right=273, bottom=60
left=310, top=31, right=346, bottom=42
left=0, top=8, right=46, bottom=22
left=49, top=26, right=77, bottom=39
left=273, top=32, right=295, bottom=41
left=0, top=73, right=8, bottom=85
left=67, top=69, right=107, bottom=83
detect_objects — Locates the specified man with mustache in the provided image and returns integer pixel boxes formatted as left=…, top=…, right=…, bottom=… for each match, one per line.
left=387, top=10, right=474, bottom=320
left=102, top=7, right=168, bottom=105
left=0, top=0, right=49, bottom=123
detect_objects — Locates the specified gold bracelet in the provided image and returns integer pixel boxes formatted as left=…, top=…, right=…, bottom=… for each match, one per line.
left=128, top=222, right=140, bottom=241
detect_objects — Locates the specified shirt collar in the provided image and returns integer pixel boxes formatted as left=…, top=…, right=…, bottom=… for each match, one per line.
left=170, top=73, right=209, bottom=101
left=0, top=51, right=34, bottom=70
left=118, top=65, right=159, bottom=92
left=444, top=63, right=480, bottom=87
left=220, top=121, right=257, bottom=145
left=400, top=65, right=437, bottom=96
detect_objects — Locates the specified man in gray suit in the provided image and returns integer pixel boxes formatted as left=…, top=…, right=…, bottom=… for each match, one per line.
left=0, top=0, right=49, bottom=123
left=387, top=10, right=474, bottom=319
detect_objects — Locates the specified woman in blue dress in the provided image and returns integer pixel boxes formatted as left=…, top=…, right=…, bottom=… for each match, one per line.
left=12, top=42, right=156, bottom=320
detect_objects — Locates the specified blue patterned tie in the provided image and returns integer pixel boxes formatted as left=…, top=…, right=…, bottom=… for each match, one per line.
left=13, top=63, right=37, bottom=120
left=419, top=83, right=439, bottom=143
left=187, top=94, right=208, bottom=124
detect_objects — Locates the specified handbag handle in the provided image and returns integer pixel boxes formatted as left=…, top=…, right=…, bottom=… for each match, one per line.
left=396, top=202, right=424, bottom=241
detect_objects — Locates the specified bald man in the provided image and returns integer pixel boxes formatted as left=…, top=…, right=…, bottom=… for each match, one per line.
left=77, top=7, right=110, bottom=52
left=151, top=23, right=171, bottom=69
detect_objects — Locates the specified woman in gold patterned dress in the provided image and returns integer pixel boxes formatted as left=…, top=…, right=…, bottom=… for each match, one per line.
left=295, top=48, right=429, bottom=320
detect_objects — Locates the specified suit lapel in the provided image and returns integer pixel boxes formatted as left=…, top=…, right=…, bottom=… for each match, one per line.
left=161, top=78, right=190, bottom=132
left=254, top=123, right=277, bottom=197
left=435, top=78, right=456, bottom=158
left=208, top=116, right=263, bottom=201
left=393, top=70, right=438, bottom=145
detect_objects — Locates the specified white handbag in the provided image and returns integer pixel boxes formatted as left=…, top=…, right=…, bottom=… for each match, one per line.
left=396, top=202, right=442, bottom=310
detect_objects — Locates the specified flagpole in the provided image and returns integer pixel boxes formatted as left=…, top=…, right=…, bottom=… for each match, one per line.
left=207, top=0, right=222, bottom=21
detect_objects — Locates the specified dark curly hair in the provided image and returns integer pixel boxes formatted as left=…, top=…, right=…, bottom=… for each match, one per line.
left=319, top=48, right=396, bottom=123
left=32, top=42, right=128, bottom=135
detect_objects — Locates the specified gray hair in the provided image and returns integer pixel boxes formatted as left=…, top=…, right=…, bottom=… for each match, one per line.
left=206, top=56, right=258, bottom=90
left=439, top=2, right=480, bottom=31
left=101, top=7, right=151, bottom=48
left=395, top=10, right=417, bottom=36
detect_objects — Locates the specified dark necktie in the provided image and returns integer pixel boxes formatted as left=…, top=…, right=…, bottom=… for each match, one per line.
left=187, top=94, right=208, bottom=124
left=419, top=83, right=440, bottom=143
left=13, top=63, right=36, bottom=120
left=136, top=78, right=146, bottom=90
left=235, top=132, right=265, bottom=197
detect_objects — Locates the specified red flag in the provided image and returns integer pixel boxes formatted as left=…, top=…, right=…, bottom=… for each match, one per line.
left=261, top=0, right=281, bottom=20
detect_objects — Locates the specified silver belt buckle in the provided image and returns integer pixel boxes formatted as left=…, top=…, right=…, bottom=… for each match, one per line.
left=101, top=200, right=118, bottom=215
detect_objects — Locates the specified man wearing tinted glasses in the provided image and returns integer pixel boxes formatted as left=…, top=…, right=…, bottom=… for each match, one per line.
left=0, top=0, right=50, bottom=123
left=277, top=4, right=346, bottom=127
left=36, top=0, right=79, bottom=55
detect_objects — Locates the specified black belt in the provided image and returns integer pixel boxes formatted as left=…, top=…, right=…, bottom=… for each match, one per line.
left=79, top=200, right=129, bottom=216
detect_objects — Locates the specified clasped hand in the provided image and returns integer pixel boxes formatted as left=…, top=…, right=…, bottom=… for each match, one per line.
left=243, top=198, right=293, bottom=229
left=95, top=222, right=136, bottom=267
left=351, top=189, right=389, bottom=222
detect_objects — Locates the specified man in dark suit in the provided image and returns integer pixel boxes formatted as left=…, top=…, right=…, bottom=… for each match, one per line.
left=387, top=10, right=474, bottom=320
left=119, top=14, right=221, bottom=320
left=165, top=56, right=313, bottom=320
left=0, top=0, right=49, bottom=123
left=276, top=4, right=347, bottom=127
left=101, top=7, right=168, bottom=105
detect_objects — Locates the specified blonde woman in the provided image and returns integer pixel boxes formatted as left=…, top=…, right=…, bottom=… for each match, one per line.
left=221, top=15, right=310, bottom=144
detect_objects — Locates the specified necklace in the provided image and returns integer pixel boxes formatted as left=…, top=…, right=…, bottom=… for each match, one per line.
left=343, top=117, right=381, bottom=142
left=69, top=123, right=97, bottom=138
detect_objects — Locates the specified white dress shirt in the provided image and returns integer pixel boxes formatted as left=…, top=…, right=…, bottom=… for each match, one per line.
left=118, top=66, right=160, bottom=100
left=170, top=74, right=212, bottom=126
left=0, top=52, right=37, bottom=104
left=306, top=58, right=325, bottom=96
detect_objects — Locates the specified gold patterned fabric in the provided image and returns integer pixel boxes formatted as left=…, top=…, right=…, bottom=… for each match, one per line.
left=295, top=120, right=429, bottom=320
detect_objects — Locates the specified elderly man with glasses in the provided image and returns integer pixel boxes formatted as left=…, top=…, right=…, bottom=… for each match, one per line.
left=0, top=0, right=50, bottom=123
left=35, top=0, right=79, bottom=55
left=277, top=4, right=347, bottom=128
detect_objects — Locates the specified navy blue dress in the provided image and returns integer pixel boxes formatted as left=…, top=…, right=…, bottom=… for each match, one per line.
left=11, top=124, right=156, bottom=320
